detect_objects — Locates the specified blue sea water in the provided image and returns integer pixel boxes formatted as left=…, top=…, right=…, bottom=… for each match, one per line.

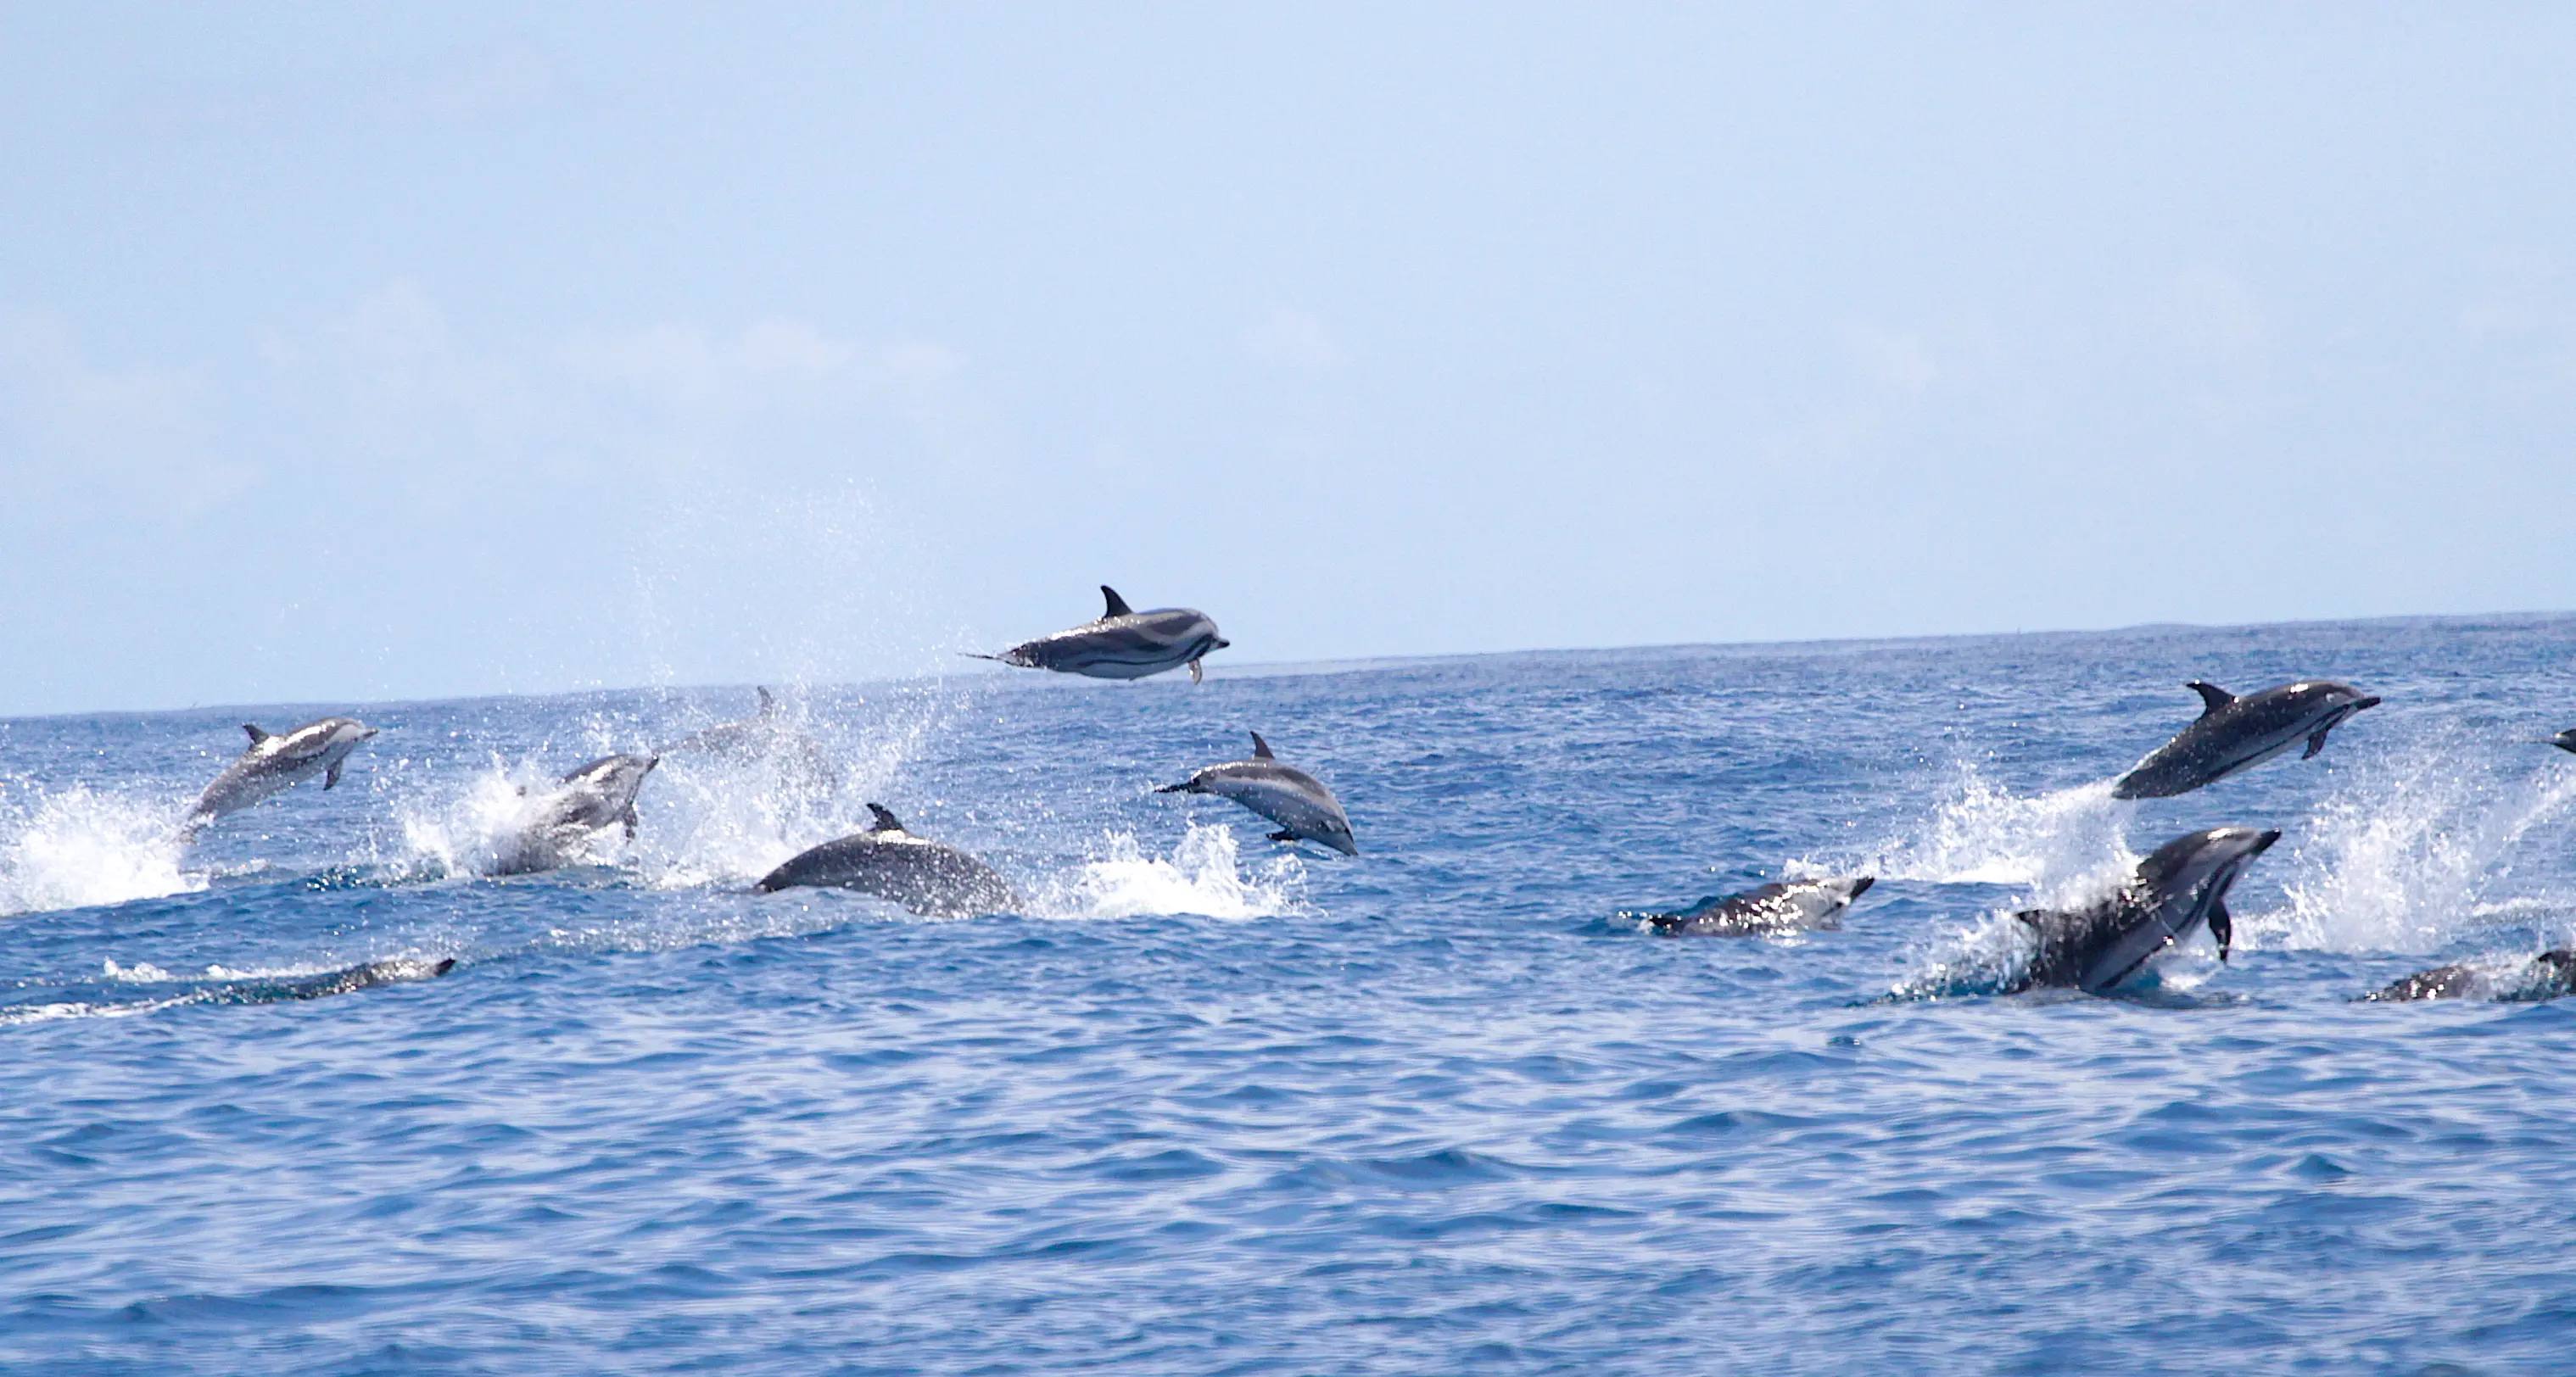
left=6, top=614, right=2576, bottom=1375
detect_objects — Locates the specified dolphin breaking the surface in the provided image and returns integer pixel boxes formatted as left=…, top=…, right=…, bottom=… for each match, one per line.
left=754, top=804, right=1026, bottom=917
left=2006, top=827, right=2279, bottom=995
left=973, top=586, right=1229, bottom=683
left=1158, top=732, right=1358, bottom=856
left=2360, top=951, right=2576, bottom=1003
left=2110, top=681, right=2379, bottom=800
left=491, top=754, right=659, bottom=876
left=1639, top=875, right=1875, bottom=937
left=182, top=716, right=379, bottom=837
left=203, top=956, right=459, bottom=1005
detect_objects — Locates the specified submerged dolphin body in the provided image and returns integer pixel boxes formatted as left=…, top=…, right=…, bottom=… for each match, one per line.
left=2007, top=828, right=2280, bottom=995
left=974, top=586, right=1229, bottom=683
left=182, top=716, right=379, bottom=836
left=1640, top=875, right=1875, bottom=937
left=659, top=687, right=841, bottom=792
left=1157, top=732, right=1358, bottom=856
left=204, top=957, right=459, bottom=1005
left=491, top=754, right=659, bottom=876
left=754, top=804, right=1026, bottom=917
left=2111, top=681, right=2380, bottom=800
left=2360, top=951, right=2576, bottom=1003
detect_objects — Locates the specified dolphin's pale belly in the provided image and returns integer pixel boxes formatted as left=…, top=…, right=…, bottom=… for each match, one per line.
left=1199, top=772, right=1344, bottom=837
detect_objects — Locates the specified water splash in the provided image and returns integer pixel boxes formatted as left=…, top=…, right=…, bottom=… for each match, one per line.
left=0, top=783, right=199, bottom=917
left=2261, top=738, right=2576, bottom=954
left=1038, top=824, right=1305, bottom=920
left=1867, top=765, right=2132, bottom=891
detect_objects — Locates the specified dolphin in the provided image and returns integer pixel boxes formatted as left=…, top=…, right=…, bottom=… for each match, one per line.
left=1638, top=875, right=1875, bottom=937
left=490, top=754, right=659, bottom=876
left=2360, top=951, right=2576, bottom=1003
left=1157, top=731, right=1358, bottom=855
left=972, top=586, right=1229, bottom=683
left=2538, top=729, right=2576, bottom=755
left=2005, top=827, right=2279, bottom=995
left=658, top=687, right=841, bottom=792
left=754, top=804, right=1026, bottom=917
left=204, top=956, right=459, bottom=1005
left=2110, top=680, right=2380, bottom=799
left=182, top=716, right=379, bottom=836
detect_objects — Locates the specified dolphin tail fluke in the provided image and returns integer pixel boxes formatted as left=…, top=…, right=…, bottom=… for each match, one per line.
left=1101, top=585, right=1134, bottom=619
left=1188, top=658, right=1204, bottom=684
left=2302, top=729, right=2331, bottom=760
left=324, top=761, right=344, bottom=789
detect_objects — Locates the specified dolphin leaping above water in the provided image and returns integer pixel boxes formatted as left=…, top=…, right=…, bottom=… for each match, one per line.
left=181, top=716, right=379, bottom=838
left=1158, top=731, right=1358, bottom=856
left=971, top=586, right=1229, bottom=683
left=2110, top=680, right=2378, bottom=799
left=490, top=754, right=659, bottom=876
left=2005, top=827, right=2278, bottom=995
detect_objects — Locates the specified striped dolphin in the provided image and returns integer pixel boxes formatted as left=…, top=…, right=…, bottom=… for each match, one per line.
left=2007, top=827, right=2277, bottom=995
left=2361, top=950, right=2576, bottom=1003
left=2110, top=680, right=2379, bottom=799
left=1637, top=875, right=1875, bottom=937
left=181, top=716, right=378, bottom=838
left=491, top=754, right=659, bottom=875
left=973, top=586, right=1229, bottom=683
left=754, top=804, right=1026, bottom=917
left=1157, top=732, right=1357, bottom=856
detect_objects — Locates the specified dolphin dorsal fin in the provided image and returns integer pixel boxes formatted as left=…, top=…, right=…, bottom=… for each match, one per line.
left=1249, top=731, right=1275, bottom=760
left=2186, top=682, right=2234, bottom=716
left=242, top=724, right=271, bottom=745
left=756, top=686, right=775, bottom=714
left=865, top=803, right=905, bottom=833
left=1100, top=585, right=1133, bottom=619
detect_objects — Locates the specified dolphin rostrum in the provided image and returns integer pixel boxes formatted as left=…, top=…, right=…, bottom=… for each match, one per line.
left=491, top=754, right=659, bottom=876
left=972, top=586, right=1229, bottom=683
left=658, top=687, right=841, bottom=793
left=1638, top=875, right=1875, bottom=937
left=2005, top=827, right=2279, bottom=995
left=2360, top=951, right=2576, bottom=1003
left=1157, top=731, right=1357, bottom=856
left=754, top=804, right=1026, bottom=917
left=182, top=716, right=379, bottom=837
left=2110, top=681, right=2379, bottom=799
left=2539, top=729, right=2576, bottom=755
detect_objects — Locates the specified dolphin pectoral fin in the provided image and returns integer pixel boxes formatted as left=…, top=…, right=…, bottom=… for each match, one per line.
left=622, top=806, right=640, bottom=840
left=2302, top=728, right=2333, bottom=760
left=1267, top=829, right=1298, bottom=844
left=1188, top=658, right=1204, bottom=683
left=2210, top=901, right=2233, bottom=962
left=2187, top=682, right=2235, bottom=716
left=325, top=761, right=343, bottom=789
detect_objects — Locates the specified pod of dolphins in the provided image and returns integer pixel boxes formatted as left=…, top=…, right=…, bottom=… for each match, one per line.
left=138, top=593, right=2576, bottom=1006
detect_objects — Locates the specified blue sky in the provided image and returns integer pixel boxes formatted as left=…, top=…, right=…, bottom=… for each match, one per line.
left=3, top=5, right=2572, bottom=716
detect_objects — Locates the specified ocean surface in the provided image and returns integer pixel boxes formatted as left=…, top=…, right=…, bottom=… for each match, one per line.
left=6, top=614, right=2576, bottom=1375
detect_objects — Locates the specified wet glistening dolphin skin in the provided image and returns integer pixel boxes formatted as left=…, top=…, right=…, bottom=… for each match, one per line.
left=972, top=586, right=1229, bottom=683
left=2360, top=950, right=2576, bottom=1003
left=754, top=804, right=1026, bottom=917
left=1158, top=732, right=1358, bottom=856
left=182, top=716, right=379, bottom=836
left=492, top=754, right=658, bottom=876
left=1640, top=875, right=1875, bottom=937
left=204, top=957, right=458, bottom=1005
left=2008, top=827, right=2280, bottom=995
left=2110, top=681, right=2380, bottom=800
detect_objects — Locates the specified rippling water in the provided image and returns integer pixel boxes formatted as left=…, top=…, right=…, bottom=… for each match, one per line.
left=7, top=614, right=2576, bottom=1374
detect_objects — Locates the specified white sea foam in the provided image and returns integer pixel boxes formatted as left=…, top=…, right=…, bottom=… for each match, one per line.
left=0, top=783, right=201, bottom=917
left=1867, top=765, right=2133, bottom=893
left=1038, top=824, right=1305, bottom=921
left=2260, top=739, right=2576, bottom=954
